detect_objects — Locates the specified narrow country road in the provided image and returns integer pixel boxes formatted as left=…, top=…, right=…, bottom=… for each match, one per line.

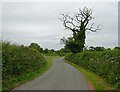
left=14, top=58, right=90, bottom=90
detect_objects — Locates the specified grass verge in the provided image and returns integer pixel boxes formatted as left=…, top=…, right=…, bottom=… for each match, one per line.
left=65, top=60, right=114, bottom=90
left=45, top=55, right=60, bottom=63
left=3, top=56, right=59, bottom=91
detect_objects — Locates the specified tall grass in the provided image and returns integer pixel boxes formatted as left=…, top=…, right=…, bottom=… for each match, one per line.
left=2, top=41, right=47, bottom=90
left=65, top=49, right=120, bottom=89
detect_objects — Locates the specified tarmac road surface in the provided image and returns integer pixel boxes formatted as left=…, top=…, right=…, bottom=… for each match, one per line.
left=14, top=57, right=90, bottom=90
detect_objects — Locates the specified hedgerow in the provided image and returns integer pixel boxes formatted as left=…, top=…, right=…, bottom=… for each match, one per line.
left=2, top=42, right=47, bottom=90
left=65, top=49, right=120, bottom=89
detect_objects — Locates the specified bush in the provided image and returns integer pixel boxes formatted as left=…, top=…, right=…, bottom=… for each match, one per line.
left=65, top=49, right=120, bottom=89
left=2, top=42, right=47, bottom=89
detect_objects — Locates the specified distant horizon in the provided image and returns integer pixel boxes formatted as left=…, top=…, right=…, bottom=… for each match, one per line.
left=2, top=39, right=119, bottom=51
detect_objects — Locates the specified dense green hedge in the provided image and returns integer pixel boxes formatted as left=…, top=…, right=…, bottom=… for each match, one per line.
left=2, top=42, right=47, bottom=89
left=65, top=49, right=120, bottom=89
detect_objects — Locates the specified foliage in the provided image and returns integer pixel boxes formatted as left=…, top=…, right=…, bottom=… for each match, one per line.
left=57, top=47, right=70, bottom=56
left=65, top=60, right=114, bottom=90
left=114, top=46, right=120, bottom=50
left=65, top=37, right=84, bottom=53
left=89, top=46, right=105, bottom=51
left=43, top=48, right=49, bottom=53
left=65, top=49, right=120, bottom=89
left=29, top=43, right=43, bottom=52
left=2, top=42, right=47, bottom=90
left=43, top=49, right=58, bottom=56
left=60, top=7, right=100, bottom=53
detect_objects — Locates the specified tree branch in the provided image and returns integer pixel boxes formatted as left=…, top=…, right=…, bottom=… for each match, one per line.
left=59, top=14, right=80, bottom=30
left=59, top=7, right=100, bottom=33
left=86, top=23, right=101, bottom=32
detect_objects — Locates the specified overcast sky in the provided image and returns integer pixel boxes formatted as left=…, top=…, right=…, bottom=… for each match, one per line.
left=2, top=1, right=118, bottom=50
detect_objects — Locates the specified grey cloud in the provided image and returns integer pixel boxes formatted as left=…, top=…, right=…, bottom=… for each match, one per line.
left=2, top=2, right=118, bottom=50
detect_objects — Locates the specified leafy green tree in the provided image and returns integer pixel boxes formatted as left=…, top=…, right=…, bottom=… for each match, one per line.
left=51, top=49, right=55, bottom=52
left=94, top=46, right=105, bottom=51
left=89, top=46, right=94, bottom=51
left=29, top=43, right=43, bottom=52
left=89, top=46, right=105, bottom=51
left=44, top=48, right=49, bottom=53
left=60, top=7, right=100, bottom=53
left=114, top=46, right=120, bottom=50
left=57, top=47, right=70, bottom=56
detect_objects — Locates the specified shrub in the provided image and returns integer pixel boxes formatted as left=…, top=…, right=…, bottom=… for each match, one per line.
left=2, top=42, right=47, bottom=89
left=65, top=49, right=120, bottom=89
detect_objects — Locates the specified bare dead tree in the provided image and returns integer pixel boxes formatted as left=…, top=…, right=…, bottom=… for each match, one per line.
left=59, top=7, right=100, bottom=33
left=59, top=7, right=101, bottom=53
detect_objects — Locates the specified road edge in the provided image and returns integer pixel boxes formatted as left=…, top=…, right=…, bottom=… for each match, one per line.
left=64, top=59, right=115, bottom=90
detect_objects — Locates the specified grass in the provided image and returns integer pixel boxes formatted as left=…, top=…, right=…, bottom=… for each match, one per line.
left=3, top=55, right=59, bottom=91
left=65, top=60, right=114, bottom=90
left=44, top=55, right=60, bottom=62
left=65, top=50, right=120, bottom=89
